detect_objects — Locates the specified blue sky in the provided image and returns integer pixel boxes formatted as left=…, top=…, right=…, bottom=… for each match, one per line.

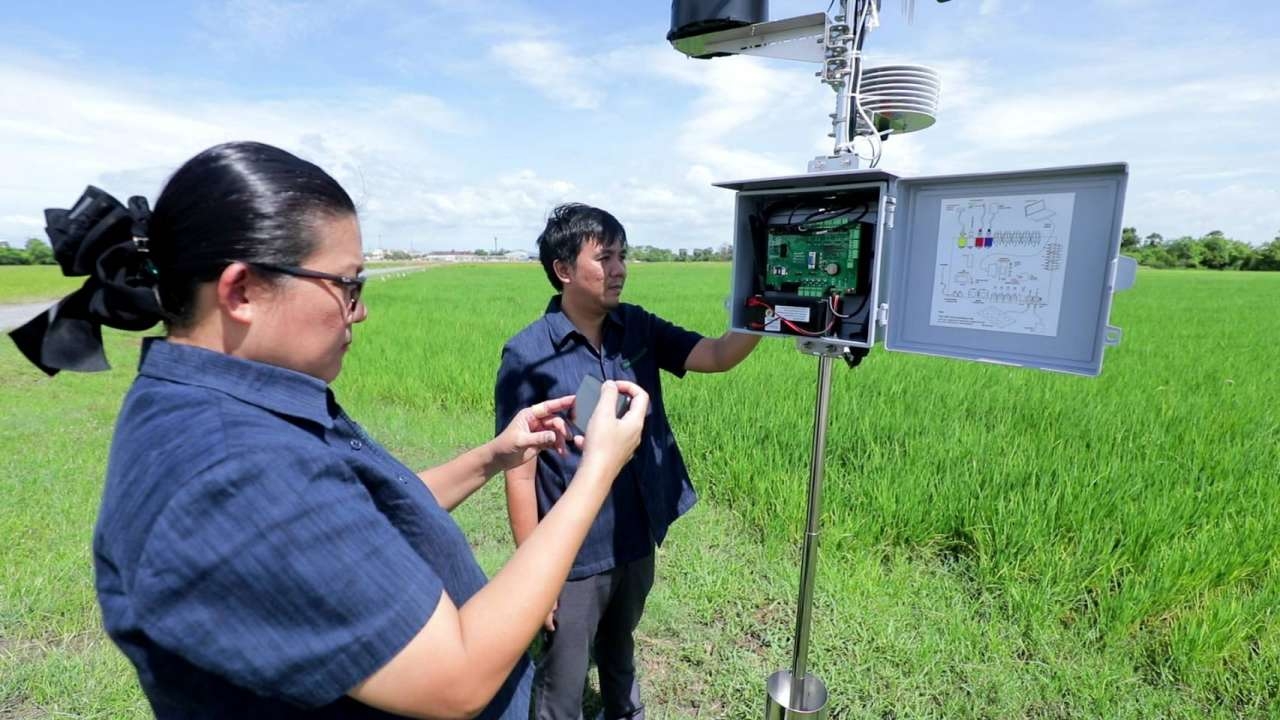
left=1, top=0, right=1277, bottom=251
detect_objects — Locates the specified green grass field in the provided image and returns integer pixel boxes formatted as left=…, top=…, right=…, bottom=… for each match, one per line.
left=2, top=264, right=1278, bottom=718
left=0, top=266, right=85, bottom=303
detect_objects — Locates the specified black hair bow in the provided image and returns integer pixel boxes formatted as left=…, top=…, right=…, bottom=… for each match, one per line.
left=8, top=186, right=164, bottom=376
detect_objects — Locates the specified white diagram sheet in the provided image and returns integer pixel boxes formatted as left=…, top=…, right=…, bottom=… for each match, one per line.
left=929, top=192, right=1076, bottom=337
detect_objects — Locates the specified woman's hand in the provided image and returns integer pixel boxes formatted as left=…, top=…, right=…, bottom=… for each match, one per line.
left=490, top=395, right=577, bottom=472
left=577, top=380, right=649, bottom=482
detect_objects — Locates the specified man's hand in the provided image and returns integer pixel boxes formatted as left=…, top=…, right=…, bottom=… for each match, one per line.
left=491, top=395, right=578, bottom=472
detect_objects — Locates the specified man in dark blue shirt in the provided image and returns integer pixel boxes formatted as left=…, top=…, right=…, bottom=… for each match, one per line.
left=495, top=204, right=761, bottom=720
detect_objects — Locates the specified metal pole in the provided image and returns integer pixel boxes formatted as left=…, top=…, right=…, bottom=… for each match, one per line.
left=788, top=352, right=834, bottom=709
left=830, top=3, right=854, bottom=156
left=810, top=0, right=864, bottom=173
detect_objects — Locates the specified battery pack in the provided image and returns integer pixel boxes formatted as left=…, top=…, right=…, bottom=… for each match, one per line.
left=744, top=293, right=832, bottom=336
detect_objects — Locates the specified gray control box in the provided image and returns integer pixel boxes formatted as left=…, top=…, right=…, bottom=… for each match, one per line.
left=715, top=163, right=1134, bottom=376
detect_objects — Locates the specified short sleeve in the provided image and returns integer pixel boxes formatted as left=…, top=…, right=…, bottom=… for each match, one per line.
left=132, top=449, right=445, bottom=708
left=647, top=310, right=704, bottom=378
left=496, top=342, right=541, bottom=435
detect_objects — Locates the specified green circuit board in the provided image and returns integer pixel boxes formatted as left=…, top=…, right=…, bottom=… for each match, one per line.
left=764, top=219, right=862, bottom=297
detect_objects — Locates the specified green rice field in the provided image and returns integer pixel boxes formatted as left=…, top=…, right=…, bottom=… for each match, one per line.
left=2, top=263, right=1278, bottom=718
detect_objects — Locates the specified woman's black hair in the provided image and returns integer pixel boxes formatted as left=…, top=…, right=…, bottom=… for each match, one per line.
left=536, top=203, right=627, bottom=291
left=149, top=141, right=357, bottom=326
left=7, top=141, right=356, bottom=376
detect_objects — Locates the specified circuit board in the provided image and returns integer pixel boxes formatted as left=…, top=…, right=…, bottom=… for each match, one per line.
left=764, top=219, right=862, bottom=297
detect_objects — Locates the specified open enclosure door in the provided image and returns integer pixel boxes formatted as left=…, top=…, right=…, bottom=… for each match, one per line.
left=884, top=163, right=1134, bottom=376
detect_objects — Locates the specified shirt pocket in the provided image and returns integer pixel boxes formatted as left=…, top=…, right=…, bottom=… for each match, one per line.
left=615, top=337, right=653, bottom=386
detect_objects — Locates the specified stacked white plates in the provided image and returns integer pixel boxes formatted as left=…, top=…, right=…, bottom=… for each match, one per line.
left=855, top=64, right=941, bottom=135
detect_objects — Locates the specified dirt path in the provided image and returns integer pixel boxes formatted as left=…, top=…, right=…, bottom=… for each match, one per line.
left=0, top=301, right=52, bottom=331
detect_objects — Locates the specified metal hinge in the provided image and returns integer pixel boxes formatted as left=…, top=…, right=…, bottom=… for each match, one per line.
left=884, top=195, right=897, bottom=229
left=875, top=302, right=889, bottom=327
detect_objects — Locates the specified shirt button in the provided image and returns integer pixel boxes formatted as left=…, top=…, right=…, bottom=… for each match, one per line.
left=350, top=439, right=363, bottom=450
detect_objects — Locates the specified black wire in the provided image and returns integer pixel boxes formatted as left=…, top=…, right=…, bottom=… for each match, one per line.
left=843, top=292, right=870, bottom=319
left=803, top=207, right=847, bottom=225
left=801, top=204, right=869, bottom=227
left=760, top=199, right=805, bottom=227
left=850, top=0, right=875, bottom=157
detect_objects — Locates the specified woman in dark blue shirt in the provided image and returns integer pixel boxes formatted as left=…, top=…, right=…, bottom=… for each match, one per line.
left=9, top=141, right=648, bottom=719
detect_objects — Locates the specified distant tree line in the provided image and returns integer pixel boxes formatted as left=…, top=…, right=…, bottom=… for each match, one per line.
left=0, top=238, right=55, bottom=265
left=18, top=231, right=1275, bottom=270
left=629, top=244, right=733, bottom=262
left=1122, top=228, right=1280, bottom=270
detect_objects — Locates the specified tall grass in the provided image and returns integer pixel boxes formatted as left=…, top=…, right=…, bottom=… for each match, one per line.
left=343, top=264, right=1280, bottom=712
left=3, top=263, right=1276, bottom=716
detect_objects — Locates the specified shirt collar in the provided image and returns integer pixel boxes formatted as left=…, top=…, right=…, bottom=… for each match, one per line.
left=136, top=338, right=336, bottom=429
left=543, top=295, right=624, bottom=349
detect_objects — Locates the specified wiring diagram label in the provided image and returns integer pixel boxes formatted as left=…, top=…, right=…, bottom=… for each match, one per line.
left=929, top=192, right=1076, bottom=336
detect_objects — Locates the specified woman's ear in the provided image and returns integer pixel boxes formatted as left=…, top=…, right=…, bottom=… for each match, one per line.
left=216, top=262, right=257, bottom=325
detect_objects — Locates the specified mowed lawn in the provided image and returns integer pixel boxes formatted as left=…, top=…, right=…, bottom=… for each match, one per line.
left=2, top=264, right=1277, bottom=718
left=0, top=266, right=83, bottom=304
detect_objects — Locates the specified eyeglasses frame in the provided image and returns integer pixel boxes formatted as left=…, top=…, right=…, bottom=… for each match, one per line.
left=251, top=262, right=366, bottom=314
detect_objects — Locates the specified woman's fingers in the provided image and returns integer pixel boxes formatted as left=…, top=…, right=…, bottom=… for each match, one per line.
left=530, top=394, right=574, bottom=419
left=612, top=380, right=648, bottom=422
left=544, top=415, right=569, bottom=454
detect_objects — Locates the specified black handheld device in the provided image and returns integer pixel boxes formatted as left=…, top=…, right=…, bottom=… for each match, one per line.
left=572, top=374, right=631, bottom=432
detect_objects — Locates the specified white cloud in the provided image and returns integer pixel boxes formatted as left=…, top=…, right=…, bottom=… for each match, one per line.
left=579, top=48, right=832, bottom=246
left=656, top=50, right=829, bottom=174
left=856, top=25, right=1280, bottom=245
left=359, top=169, right=580, bottom=251
left=491, top=40, right=603, bottom=110
left=1130, top=184, right=1280, bottom=245
left=0, top=215, right=43, bottom=229
left=195, top=0, right=349, bottom=54
left=0, top=57, right=478, bottom=248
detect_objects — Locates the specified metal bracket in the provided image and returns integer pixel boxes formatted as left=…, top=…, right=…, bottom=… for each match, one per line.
left=670, top=13, right=829, bottom=63
left=794, top=338, right=872, bottom=366
left=794, top=338, right=846, bottom=357
left=807, top=154, right=859, bottom=173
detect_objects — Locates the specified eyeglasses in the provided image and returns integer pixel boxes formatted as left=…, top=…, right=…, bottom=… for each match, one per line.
left=252, top=262, right=366, bottom=315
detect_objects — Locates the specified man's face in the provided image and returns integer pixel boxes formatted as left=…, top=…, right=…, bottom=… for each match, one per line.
left=560, top=237, right=627, bottom=312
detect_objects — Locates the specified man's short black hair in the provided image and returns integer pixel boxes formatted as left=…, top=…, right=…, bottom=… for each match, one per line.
left=537, top=203, right=627, bottom=291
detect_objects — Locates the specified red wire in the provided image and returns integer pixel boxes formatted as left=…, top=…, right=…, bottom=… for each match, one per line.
left=829, top=294, right=850, bottom=319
